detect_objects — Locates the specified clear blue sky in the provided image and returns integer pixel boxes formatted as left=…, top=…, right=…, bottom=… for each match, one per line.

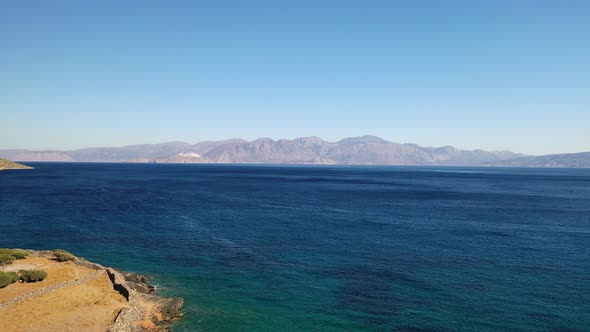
left=1, top=1, right=588, bottom=155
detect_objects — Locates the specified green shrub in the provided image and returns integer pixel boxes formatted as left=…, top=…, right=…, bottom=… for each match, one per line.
left=0, top=271, right=19, bottom=288
left=8, top=249, right=28, bottom=259
left=0, top=249, right=29, bottom=265
left=18, top=269, right=48, bottom=283
left=52, top=249, right=75, bottom=262
left=0, top=253, right=15, bottom=266
left=0, top=249, right=29, bottom=259
left=7, top=271, right=19, bottom=282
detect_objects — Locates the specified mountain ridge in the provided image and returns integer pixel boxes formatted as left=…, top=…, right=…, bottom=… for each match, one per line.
left=0, top=136, right=588, bottom=167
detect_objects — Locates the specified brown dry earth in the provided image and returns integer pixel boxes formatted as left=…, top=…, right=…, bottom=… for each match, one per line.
left=0, top=253, right=183, bottom=332
left=0, top=256, right=127, bottom=332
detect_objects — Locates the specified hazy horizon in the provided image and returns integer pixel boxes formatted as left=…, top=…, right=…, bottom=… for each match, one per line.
left=0, top=134, right=571, bottom=156
left=1, top=1, right=589, bottom=155
left=1, top=134, right=589, bottom=158
left=2, top=134, right=590, bottom=156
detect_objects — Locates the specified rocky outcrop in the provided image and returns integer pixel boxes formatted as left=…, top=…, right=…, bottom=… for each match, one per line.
left=107, top=268, right=184, bottom=332
left=0, top=158, right=33, bottom=170
left=25, top=250, right=183, bottom=331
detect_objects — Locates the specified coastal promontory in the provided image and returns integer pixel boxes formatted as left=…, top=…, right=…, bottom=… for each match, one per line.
left=0, top=249, right=183, bottom=331
left=0, top=158, right=33, bottom=170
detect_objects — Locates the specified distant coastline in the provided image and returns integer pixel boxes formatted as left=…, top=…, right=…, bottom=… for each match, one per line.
left=1, top=136, right=589, bottom=168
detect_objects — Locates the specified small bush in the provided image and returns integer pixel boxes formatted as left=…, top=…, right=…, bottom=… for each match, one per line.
left=7, top=271, right=19, bottom=282
left=0, top=253, right=15, bottom=266
left=18, top=269, right=48, bottom=283
left=9, top=250, right=29, bottom=259
left=0, top=249, right=29, bottom=265
left=0, top=271, right=19, bottom=288
left=52, top=249, right=75, bottom=262
left=0, top=249, right=29, bottom=260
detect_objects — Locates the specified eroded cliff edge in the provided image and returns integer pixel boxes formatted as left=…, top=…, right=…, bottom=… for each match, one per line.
left=0, top=250, right=183, bottom=332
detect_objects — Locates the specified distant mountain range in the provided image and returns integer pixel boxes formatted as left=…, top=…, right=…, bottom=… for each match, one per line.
left=1, top=136, right=588, bottom=168
left=489, top=151, right=590, bottom=168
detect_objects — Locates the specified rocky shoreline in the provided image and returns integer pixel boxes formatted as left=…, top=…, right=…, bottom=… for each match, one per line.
left=0, top=158, right=33, bottom=170
left=4, top=250, right=183, bottom=332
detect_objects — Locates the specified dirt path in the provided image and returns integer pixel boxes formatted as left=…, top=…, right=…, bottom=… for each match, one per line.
left=0, top=269, right=104, bottom=310
left=0, top=263, right=39, bottom=272
left=0, top=256, right=128, bottom=332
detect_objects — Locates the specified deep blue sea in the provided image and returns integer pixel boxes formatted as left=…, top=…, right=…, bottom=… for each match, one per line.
left=1, top=163, right=589, bottom=331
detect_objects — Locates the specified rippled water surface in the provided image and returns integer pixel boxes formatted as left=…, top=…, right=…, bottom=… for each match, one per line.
left=1, top=164, right=589, bottom=331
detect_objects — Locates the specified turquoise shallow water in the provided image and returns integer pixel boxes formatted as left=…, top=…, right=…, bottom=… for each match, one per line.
left=1, top=164, right=589, bottom=331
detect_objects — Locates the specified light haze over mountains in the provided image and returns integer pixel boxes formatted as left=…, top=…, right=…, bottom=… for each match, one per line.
left=1, top=136, right=588, bottom=168
left=2, top=2, right=589, bottom=156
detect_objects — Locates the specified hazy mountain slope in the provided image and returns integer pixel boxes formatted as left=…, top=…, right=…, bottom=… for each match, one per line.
left=67, top=142, right=193, bottom=162
left=201, top=138, right=331, bottom=164
left=191, top=138, right=249, bottom=154
left=151, top=135, right=525, bottom=165
left=0, top=150, right=74, bottom=162
left=491, top=151, right=590, bottom=168
left=0, top=135, right=536, bottom=166
left=324, top=136, right=433, bottom=165
left=420, top=146, right=526, bottom=166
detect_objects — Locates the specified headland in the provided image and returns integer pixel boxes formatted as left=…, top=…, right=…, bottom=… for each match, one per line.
left=0, top=249, right=183, bottom=332
left=0, top=158, right=33, bottom=170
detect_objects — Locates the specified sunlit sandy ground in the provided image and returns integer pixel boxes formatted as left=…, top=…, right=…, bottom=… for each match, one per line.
left=0, top=256, right=127, bottom=332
